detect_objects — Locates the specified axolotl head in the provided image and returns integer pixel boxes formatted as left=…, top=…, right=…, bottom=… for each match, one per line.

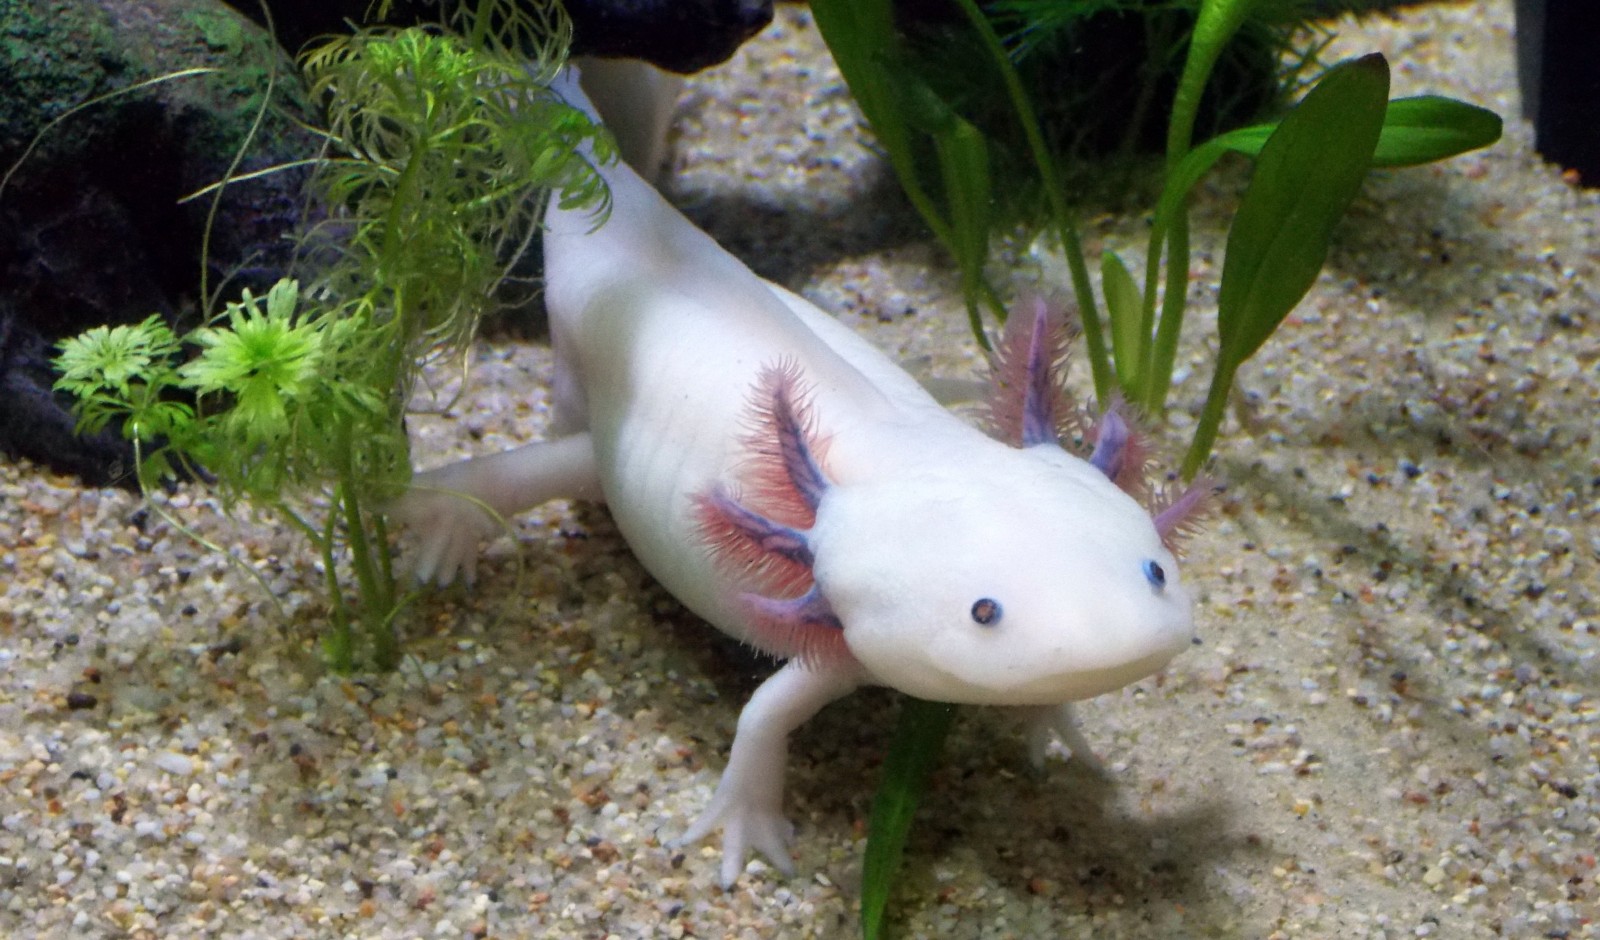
left=809, top=438, right=1193, bottom=705
left=696, top=346, right=1202, bottom=707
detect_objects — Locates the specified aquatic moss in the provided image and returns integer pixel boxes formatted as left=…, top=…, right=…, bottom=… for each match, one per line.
left=0, top=0, right=311, bottom=172
left=0, top=0, right=117, bottom=157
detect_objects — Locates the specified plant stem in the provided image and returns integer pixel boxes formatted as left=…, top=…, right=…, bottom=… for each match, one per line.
left=334, top=416, right=400, bottom=669
left=318, top=505, right=355, bottom=672
left=371, top=509, right=404, bottom=671
left=1138, top=0, right=1259, bottom=415
left=380, top=145, right=428, bottom=299
left=374, top=512, right=396, bottom=596
left=1181, top=358, right=1236, bottom=480
left=1167, top=0, right=1258, bottom=170
left=1145, top=215, right=1192, bottom=413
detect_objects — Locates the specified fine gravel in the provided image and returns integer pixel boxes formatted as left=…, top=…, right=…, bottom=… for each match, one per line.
left=3, top=1, right=1596, bottom=937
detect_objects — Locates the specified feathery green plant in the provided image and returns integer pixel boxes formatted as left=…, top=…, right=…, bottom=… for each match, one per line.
left=813, top=0, right=1500, bottom=935
left=53, top=0, right=611, bottom=671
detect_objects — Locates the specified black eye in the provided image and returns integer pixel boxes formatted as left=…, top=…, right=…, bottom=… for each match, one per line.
left=970, top=598, right=1002, bottom=626
left=1144, top=560, right=1167, bottom=589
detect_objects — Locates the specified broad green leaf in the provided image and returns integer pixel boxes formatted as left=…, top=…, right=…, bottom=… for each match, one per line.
left=1216, top=53, right=1390, bottom=366
left=861, top=698, right=957, bottom=940
left=1159, top=94, right=1499, bottom=232
left=1371, top=95, right=1502, bottom=167
left=1183, top=54, right=1390, bottom=478
left=1101, top=250, right=1145, bottom=393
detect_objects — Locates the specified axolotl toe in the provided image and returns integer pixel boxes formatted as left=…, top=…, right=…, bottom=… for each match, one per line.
left=394, top=65, right=1207, bottom=889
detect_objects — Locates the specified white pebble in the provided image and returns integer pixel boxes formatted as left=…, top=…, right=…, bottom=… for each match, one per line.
left=152, top=751, right=194, bottom=776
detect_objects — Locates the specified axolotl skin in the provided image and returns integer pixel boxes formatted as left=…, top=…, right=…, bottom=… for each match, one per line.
left=396, top=67, right=1203, bottom=887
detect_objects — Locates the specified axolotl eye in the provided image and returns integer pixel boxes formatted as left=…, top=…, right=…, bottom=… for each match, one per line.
left=970, top=598, right=1002, bottom=626
left=1143, top=560, right=1167, bottom=590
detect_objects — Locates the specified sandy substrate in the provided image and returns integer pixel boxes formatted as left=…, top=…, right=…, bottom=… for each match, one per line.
left=2, top=2, right=1596, bottom=937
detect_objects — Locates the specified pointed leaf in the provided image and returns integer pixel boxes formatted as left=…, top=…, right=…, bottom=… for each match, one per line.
left=861, top=698, right=956, bottom=940
left=1158, top=94, right=1497, bottom=237
left=1216, top=54, right=1390, bottom=367
left=1101, top=250, right=1145, bottom=392
left=1371, top=95, right=1502, bottom=167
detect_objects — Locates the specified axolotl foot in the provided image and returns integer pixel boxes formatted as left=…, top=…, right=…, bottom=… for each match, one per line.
left=391, top=434, right=602, bottom=586
left=389, top=467, right=505, bottom=587
left=1023, top=702, right=1106, bottom=774
left=673, top=771, right=798, bottom=889
left=673, top=660, right=862, bottom=887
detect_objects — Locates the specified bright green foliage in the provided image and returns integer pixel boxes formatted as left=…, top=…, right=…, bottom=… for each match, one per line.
left=54, top=0, right=609, bottom=671
left=182, top=281, right=349, bottom=452
left=1184, top=53, right=1389, bottom=475
left=54, top=315, right=181, bottom=407
left=53, top=315, right=191, bottom=449
left=860, top=699, right=957, bottom=940
left=301, top=11, right=611, bottom=374
left=181, top=281, right=393, bottom=498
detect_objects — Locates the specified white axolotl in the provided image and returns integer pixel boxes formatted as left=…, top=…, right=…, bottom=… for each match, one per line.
left=396, top=66, right=1205, bottom=887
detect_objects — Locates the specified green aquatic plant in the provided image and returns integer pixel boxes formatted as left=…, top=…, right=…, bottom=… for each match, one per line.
left=811, top=0, right=1320, bottom=348
left=53, top=0, right=611, bottom=671
left=813, top=0, right=1501, bottom=935
left=54, top=280, right=407, bottom=666
left=1118, top=35, right=1502, bottom=476
left=902, top=0, right=1324, bottom=211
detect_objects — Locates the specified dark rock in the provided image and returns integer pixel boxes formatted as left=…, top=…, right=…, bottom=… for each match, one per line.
left=1515, top=0, right=1600, bottom=185
left=2, top=0, right=773, bottom=486
left=0, top=0, right=321, bottom=485
left=229, top=0, right=773, bottom=73
left=565, top=0, right=772, bottom=72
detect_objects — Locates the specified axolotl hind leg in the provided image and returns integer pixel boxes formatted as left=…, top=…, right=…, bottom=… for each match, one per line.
left=393, top=433, right=602, bottom=585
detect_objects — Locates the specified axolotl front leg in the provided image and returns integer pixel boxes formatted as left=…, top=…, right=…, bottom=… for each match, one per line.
left=395, top=433, right=603, bottom=585
left=675, top=659, right=864, bottom=887
left=672, top=364, right=876, bottom=886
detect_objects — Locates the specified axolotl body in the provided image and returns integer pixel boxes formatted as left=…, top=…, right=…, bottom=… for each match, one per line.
left=397, top=67, right=1202, bottom=887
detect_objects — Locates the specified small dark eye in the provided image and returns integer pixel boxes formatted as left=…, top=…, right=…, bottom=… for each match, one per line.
left=1144, top=560, right=1167, bottom=589
left=970, top=598, right=1002, bottom=626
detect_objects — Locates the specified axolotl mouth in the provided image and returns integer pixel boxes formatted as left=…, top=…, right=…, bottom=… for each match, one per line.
left=893, top=622, right=1195, bottom=707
